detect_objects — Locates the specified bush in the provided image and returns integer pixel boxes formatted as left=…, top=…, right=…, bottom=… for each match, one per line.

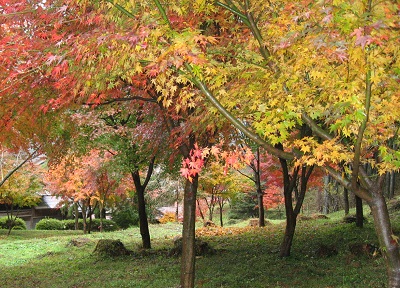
left=62, top=219, right=84, bottom=230
left=62, top=218, right=119, bottom=232
left=112, top=205, right=139, bottom=229
left=159, top=212, right=176, bottom=224
left=90, top=219, right=119, bottom=232
left=35, top=218, right=64, bottom=230
left=0, top=217, right=26, bottom=230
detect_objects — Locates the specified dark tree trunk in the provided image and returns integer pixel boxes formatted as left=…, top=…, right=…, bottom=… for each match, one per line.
left=87, top=204, right=92, bottom=234
left=218, top=197, right=224, bottom=227
left=74, top=203, right=79, bottom=230
left=133, top=176, right=151, bottom=249
left=131, top=157, right=155, bottom=250
left=355, top=195, right=363, bottom=228
left=278, top=155, right=299, bottom=257
left=279, top=154, right=313, bottom=257
left=322, top=175, right=330, bottom=214
left=180, top=175, right=198, bottom=288
left=196, top=199, right=205, bottom=222
left=254, top=147, right=265, bottom=227
left=82, top=207, right=87, bottom=234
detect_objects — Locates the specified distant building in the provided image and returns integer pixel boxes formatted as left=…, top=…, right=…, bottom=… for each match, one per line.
left=0, top=194, right=63, bottom=229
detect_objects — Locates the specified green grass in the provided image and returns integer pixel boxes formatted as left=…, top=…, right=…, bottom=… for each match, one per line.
left=0, top=213, right=392, bottom=288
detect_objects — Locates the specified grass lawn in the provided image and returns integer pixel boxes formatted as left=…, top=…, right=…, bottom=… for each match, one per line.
left=0, top=210, right=393, bottom=288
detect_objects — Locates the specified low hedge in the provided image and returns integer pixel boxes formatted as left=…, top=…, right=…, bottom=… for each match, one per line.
left=0, top=217, right=27, bottom=230
left=35, top=218, right=119, bottom=232
left=35, top=218, right=65, bottom=230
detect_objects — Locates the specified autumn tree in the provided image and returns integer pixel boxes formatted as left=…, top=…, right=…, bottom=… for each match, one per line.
left=198, top=161, right=244, bottom=226
left=45, top=149, right=127, bottom=233
left=0, top=150, right=42, bottom=235
left=177, top=1, right=400, bottom=286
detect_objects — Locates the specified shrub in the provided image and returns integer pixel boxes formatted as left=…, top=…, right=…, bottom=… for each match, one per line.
left=112, top=206, right=139, bottom=229
left=159, top=212, right=176, bottom=224
left=35, top=218, right=64, bottom=230
left=0, top=217, right=27, bottom=230
left=62, top=219, right=84, bottom=230
left=90, top=219, right=119, bottom=232
left=61, top=218, right=118, bottom=232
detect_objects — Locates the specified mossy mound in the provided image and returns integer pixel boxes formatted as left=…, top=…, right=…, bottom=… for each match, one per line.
left=169, top=237, right=215, bottom=257
left=93, top=239, right=131, bottom=257
left=315, top=243, right=338, bottom=258
left=68, top=238, right=91, bottom=247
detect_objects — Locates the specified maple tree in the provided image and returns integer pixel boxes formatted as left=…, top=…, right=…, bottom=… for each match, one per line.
left=45, top=149, right=128, bottom=233
left=198, top=161, right=247, bottom=226
left=180, top=1, right=400, bottom=285
left=0, top=150, right=42, bottom=235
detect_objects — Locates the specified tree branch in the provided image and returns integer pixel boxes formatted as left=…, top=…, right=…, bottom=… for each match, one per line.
left=86, top=96, right=157, bottom=106
left=0, top=150, right=38, bottom=188
left=187, top=68, right=294, bottom=160
left=301, top=112, right=333, bottom=141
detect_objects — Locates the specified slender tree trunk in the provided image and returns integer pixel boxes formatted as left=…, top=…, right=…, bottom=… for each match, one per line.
left=280, top=209, right=296, bottom=257
left=257, top=190, right=265, bottom=227
left=254, top=147, right=265, bottom=227
left=196, top=199, right=205, bottom=222
left=87, top=204, right=92, bottom=234
left=355, top=195, right=363, bottom=228
left=74, top=202, right=79, bottom=230
left=218, top=197, right=224, bottom=227
left=176, top=184, right=180, bottom=221
left=278, top=156, right=299, bottom=257
left=132, top=171, right=151, bottom=249
left=81, top=205, right=87, bottom=234
left=279, top=157, right=313, bottom=257
left=99, top=204, right=104, bottom=233
left=180, top=175, right=198, bottom=288
left=368, top=191, right=400, bottom=287
left=322, top=175, right=330, bottom=214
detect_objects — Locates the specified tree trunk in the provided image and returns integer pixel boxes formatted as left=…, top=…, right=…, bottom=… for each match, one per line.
left=74, top=202, right=79, bottom=230
left=196, top=199, right=205, bottom=222
left=87, top=204, right=92, bottom=234
left=254, top=147, right=265, bottom=227
left=99, top=204, right=104, bottom=233
left=180, top=175, right=198, bottom=288
left=218, top=197, right=224, bottom=227
left=81, top=205, right=87, bottom=234
left=280, top=210, right=296, bottom=257
left=176, top=185, right=180, bottom=221
left=132, top=171, right=151, bottom=249
left=355, top=195, right=363, bottom=228
left=368, top=191, right=400, bottom=288
left=278, top=155, right=299, bottom=258
left=279, top=157, right=313, bottom=257
left=322, top=175, right=330, bottom=214
left=257, top=190, right=265, bottom=227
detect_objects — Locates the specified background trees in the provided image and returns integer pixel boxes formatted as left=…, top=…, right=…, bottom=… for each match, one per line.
left=0, top=150, right=43, bottom=235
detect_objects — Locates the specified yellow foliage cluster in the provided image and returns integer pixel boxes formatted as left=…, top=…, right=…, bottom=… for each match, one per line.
left=158, top=212, right=177, bottom=224
left=195, top=225, right=264, bottom=237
